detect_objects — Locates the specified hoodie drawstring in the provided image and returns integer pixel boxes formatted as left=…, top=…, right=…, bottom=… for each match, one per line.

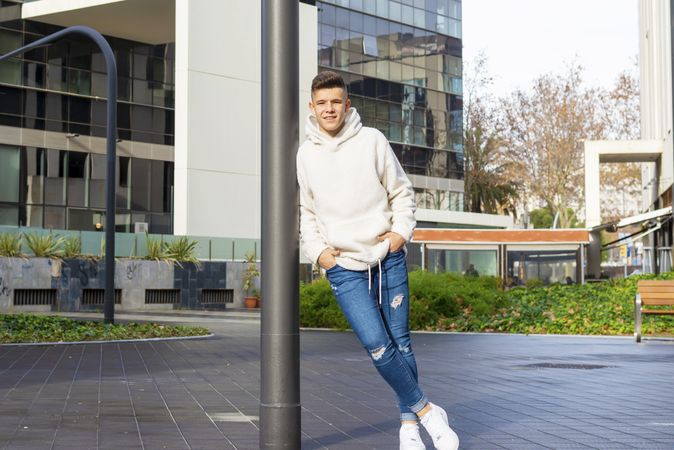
left=378, top=258, right=382, bottom=306
left=367, top=258, right=383, bottom=306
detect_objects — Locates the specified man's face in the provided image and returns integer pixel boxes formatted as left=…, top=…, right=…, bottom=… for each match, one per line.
left=310, top=87, right=351, bottom=137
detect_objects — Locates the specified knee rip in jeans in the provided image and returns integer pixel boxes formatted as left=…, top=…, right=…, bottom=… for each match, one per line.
left=391, top=294, right=404, bottom=309
left=370, top=346, right=386, bottom=361
left=398, top=344, right=410, bottom=354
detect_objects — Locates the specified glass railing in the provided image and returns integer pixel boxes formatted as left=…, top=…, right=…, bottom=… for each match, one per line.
left=0, top=225, right=260, bottom=261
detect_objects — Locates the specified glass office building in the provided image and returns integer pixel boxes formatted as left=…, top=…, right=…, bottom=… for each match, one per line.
left=0, top=17, right=174, bottom=232
left=316, top=0, right=464, bottom=212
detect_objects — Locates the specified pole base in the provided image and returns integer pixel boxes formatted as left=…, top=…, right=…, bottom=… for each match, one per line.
left=259, top=403, right=301, bottom=449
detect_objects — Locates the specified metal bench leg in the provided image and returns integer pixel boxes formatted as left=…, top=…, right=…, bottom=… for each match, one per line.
left=635, top=294, right=642, bottom=343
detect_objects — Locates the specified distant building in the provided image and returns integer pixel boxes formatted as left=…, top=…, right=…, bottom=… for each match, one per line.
left=584, top=0, right=674, bottom=274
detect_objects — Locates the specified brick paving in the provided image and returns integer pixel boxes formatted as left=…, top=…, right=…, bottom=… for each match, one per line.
left=0, top=312, right=672, bottom=449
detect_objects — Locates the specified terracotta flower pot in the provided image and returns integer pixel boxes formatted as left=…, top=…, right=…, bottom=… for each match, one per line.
left=244, top=296, right=259, bottom=308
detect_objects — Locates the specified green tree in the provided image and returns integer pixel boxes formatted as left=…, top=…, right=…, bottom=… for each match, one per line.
left=529, top=207, right=581, bottom=228
left=529, top=208, right=553, bottom=228
left=463, top=53, right=520, bottom=215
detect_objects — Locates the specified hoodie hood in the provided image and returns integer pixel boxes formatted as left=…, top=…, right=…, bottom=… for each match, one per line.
left=305, top=108, right=362, bottom=152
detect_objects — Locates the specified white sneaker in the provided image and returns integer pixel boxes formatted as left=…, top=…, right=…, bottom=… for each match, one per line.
left=419, top=403, right=459, bottom=450
left=400, top=422, right=426, bottom=450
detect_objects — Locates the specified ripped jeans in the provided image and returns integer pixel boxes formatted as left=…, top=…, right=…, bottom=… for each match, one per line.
left=326, top=249, right=428, bottom=422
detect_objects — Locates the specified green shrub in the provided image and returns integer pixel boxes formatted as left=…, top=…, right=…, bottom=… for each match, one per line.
left=299, top=279, right=349, bottom=330
left=408, top=271, right=506, bottom=330
left=24, top=232, right=64, bottom=258
left=0, top=314, right=209, bottom=343
left=242, top=252, right=260, bottom=296
left=298, top=270, right=674, bottom=336
left=0, top=233, right=23, bottom=257
left=525, top=278, right=544, bottom=289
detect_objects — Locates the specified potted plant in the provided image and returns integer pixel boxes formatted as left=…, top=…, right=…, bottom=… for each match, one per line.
left=243, top=252, right=260, bottom=308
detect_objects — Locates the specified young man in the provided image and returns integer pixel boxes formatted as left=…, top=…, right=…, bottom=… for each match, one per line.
left=297, top=71, right=460, bottom=450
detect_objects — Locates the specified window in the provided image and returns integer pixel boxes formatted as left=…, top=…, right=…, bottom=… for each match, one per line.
left=67, top=151, right=87, bottom=207
left=0, top=85, right=21, bottom=115
left=0, top=59, right=21, bottom=85
left=89, top=154, right=106, bottom=208
left=44, top=206, right=65, bottom=229
left=0, top=146, right=20, bottom=203
left=117, top=156, right=130, bottom=208
left=24, top=147, right=44, bottom=205
left=0, top=204, right=18, bottom=226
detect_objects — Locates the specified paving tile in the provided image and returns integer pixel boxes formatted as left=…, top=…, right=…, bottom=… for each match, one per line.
left=0, top=314, right=673, bottom=449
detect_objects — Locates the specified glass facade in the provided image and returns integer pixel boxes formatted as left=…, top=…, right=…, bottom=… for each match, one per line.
left=0, top=20, right=175, bottom=144
left=317, top=0, right=464, bottom=212
left=427, top=248, right=497, bottom=276
left=0, top=18, right=175, bottom=233
left=507, top=250, right=579, bottom=286
left=0, top=145, right=173, bottom=233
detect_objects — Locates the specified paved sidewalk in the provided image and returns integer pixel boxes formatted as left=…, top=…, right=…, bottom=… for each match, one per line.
left=0, top=312, right=673, bottom=449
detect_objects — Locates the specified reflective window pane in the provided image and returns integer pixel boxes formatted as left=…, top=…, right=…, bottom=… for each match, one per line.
left=0, top=204, right=18, bottom=226
left=0, top=145, right=20, bottom=203
left=44, top=150, right=66, bottom=206
left=67, top=151, right=87, bottom=207
left=44, top=206, right=65, bottom=229
left=24, top=205, right=43, bottom=228
left=130, top=158, right=151, bottom=211
left=89, top=154, right=106, bottom=209
left=0, top=59, right=21, bottom=85
left=24, top=147, right=45, bottom=205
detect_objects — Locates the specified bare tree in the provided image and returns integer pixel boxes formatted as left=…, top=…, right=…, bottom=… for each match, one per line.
left=599, top=63, right=641, bottom=221
left=499, top=62, right=606, bottom=227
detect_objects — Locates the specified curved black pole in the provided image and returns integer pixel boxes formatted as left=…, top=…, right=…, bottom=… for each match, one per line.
left=0, top=26, right=118, bottom=324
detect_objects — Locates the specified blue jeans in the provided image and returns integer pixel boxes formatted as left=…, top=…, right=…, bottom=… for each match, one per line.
left=326, top=249, right=428, bottom=421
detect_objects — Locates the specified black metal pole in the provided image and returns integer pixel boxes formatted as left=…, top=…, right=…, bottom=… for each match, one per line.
left=0, top=26, right=117, bottom=323
left=260, top=1, right=300, bottom=448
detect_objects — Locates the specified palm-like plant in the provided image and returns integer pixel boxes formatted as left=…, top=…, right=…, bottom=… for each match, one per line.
left=0, top=233, right=23, bottom=257
left=24, top=233, right=64, bottom=258
left=145, top=235, right=167, bottom=262
left=62, top=235, right=82, bottom=258
left=164, top=236, right=201, bottom=267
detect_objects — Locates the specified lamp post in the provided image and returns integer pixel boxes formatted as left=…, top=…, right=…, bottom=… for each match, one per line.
left=260, top=0, right=300, bottom=448
left=0, top=26, right=118, bottom=324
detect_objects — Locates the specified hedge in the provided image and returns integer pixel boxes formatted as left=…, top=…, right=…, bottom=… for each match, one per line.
left=299, top=271, right=674, bottom=336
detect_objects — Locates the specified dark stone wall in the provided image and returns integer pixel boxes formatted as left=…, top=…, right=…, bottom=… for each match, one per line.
left=173, top=262, right=228, bottom=310
left=53, top=260, right=230, bottom=311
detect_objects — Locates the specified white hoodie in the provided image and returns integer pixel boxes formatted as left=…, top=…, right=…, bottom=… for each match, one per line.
left=297, top=108, right=416, bottom=271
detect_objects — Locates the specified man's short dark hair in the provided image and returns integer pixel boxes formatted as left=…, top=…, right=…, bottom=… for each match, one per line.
left=311, top=71, right=346, bottom=94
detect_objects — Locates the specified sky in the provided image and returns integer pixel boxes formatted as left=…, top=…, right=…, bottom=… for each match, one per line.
left=462, top=0, right=639, bottom=97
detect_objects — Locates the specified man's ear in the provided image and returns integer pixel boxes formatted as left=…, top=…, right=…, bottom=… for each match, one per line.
left=309, top=100, right=315, bottom=115
left=345, top=97, right=351, bottom=110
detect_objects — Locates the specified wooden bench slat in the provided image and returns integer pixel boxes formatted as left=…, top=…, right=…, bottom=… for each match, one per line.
left=638, top=286, right=674, bottom=293
left=639, top=292, right=674, bottom=299
left=641, top=309, right=674, bottom=315
left=641, top=298, right=674, bottom=305
left=638, top=280, right=674, bottom=286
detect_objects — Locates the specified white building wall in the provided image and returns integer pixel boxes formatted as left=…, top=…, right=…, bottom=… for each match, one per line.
left=174, top=1, right=317, bottom=238
left=639, top=0, right=673, bottom=208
